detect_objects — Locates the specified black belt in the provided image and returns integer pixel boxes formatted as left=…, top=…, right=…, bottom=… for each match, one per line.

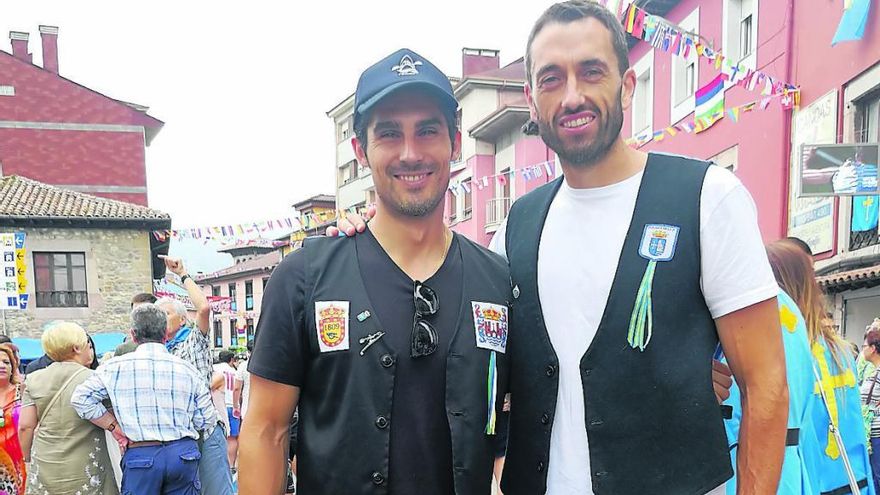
left=821, top=478, right=868, bottom=495
left=729, top=428, right=800, bottom=451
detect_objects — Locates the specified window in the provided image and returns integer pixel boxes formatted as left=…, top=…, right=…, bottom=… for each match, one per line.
left=211, top=286, right=220, bottom=297
left=709, top=145, right=738, bottom=173
left=448, top=191, right=457, bottom=224
left=724, top=0, right=758, bottom=69
left=230, top=318, right=238, bottom=344
left=671, top=9, right=700, bottom=124
left=245, top=280, right=254, bottom=311
left=246, top=318, right=255, bottom=343
left=228, top=283, right=237, bottom=312
left=213, top=320, right=223, bottom=348
left=33, top=252, right=87, bottom=308
left=336, top=117, right=352, bottom=143
left=262, top=277, right=270, bottom=291
left=462, top=181, right=473, bottom=220
left=856, top=93, right=880, bottom=143
left=338, top=160, right=359, bottom=185
left=631, top=51, right=654, bottom=138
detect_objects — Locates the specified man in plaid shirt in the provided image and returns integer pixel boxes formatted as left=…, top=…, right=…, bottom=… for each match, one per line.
left=157, top=256, right=233, bottom=495
left=72, top=304, right=217, bottom=494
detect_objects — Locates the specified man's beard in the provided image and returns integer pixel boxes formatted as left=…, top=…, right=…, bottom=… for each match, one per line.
left=536, top=93, right=624, bottom=168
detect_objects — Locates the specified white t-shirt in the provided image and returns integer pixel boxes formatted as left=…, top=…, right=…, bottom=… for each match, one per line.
left=214, top=362, right=237, bottom=408
left=489, top=164, right=778, bottom=495
left=235, top=359, right=252, bottom=418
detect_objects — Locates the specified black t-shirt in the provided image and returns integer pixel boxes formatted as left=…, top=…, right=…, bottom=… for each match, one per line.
left=250, top=228, right=463, bottom=495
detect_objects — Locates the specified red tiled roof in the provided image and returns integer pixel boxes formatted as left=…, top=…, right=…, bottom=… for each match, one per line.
left=817, top=265, right=880, bottom=292
left=0, top=175, right=170, bottom=221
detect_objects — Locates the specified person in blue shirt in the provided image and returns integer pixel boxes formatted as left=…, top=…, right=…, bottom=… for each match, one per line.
left=724, top=239, right=874, bottom=494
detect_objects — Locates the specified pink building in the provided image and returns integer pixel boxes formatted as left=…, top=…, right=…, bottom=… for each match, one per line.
left=624, top=0, right=880, bottom=341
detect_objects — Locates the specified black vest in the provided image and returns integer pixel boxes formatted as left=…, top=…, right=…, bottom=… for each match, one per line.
left=501, top=154, right=732, bottom=495
left=296, top=234, right=510, bottom=495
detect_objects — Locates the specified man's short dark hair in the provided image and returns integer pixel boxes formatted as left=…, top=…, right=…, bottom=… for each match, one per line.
left=353, top=92, right=457, bottom=154
left=131, top=292, right=157, bottom=308
left=131, top=304, right=167, bottom=344
left=525, top=0, right=631, bottom=84
left=219, top=350, right=235, bottom=364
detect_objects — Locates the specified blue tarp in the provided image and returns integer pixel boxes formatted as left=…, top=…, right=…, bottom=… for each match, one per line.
left=12, top=333, right=127, bottom=361
left=11, top=338, right=44, bottom=361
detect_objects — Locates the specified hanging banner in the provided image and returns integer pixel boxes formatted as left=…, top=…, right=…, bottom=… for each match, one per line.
left=0, top=233, right=26, bottom=310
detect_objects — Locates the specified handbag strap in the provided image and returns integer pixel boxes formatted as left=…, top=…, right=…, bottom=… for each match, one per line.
left=36, top=366, right=88, bottom=430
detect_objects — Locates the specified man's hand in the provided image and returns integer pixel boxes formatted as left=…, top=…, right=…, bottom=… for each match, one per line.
left=712, top=359, right=733, bottom=403
left=232, top=407, right=241, bottom=419
left=159, top=255, right=187, bottom=277
left=111, top=428, right=130, bottom=455
left=325, top=205, right=376, bottom=237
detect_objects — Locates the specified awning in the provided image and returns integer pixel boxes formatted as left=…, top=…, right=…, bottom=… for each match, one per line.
left=817, top=265, right=880, bottom=293
left=11, top=332, right=127, bottom=362
left=11, top=338, right=43, bottom=361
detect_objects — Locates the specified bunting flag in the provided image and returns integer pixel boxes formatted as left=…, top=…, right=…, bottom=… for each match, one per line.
left=621, top=4, right=798, bottom=97
left=447, top=160, right=557, bottom=195
left=695, top=74, right=725, bottom=133
left=625, top=90, right=797, bottom=147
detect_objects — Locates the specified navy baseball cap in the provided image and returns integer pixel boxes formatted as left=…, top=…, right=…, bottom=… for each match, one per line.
left=353, top=48, right=458, bottom=129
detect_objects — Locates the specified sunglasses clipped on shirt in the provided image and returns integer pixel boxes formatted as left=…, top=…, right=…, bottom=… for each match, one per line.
left=411, top=281, right=439, bottom=358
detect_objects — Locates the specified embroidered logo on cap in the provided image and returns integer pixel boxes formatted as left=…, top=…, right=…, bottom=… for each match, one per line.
left=392, top=55, right=423, bottom=76
left=472, top=302, right=508, bottom=354
left=316, top=301, right=350, bottom=352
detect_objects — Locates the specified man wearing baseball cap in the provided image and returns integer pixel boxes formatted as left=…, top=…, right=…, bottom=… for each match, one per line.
left=239, top=48, right=512, bottom=495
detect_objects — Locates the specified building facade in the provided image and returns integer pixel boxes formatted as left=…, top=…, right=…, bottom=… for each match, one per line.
left=197, top=194, right=335, bottom=348
left=625, top=0, right=880, bottom=343
left=0, top=27, right=163, bottom=206
left=1, top=175, right=171, bottom=337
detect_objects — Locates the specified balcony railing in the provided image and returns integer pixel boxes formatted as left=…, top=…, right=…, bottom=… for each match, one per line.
left=850, top=230, right=880, bottom=251
left=485, top=197, right=511, bottom=230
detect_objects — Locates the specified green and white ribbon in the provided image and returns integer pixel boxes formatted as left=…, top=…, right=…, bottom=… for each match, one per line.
left=485, top=350, right=498, bottom=435
left=627, top=260, right=657, bottom=352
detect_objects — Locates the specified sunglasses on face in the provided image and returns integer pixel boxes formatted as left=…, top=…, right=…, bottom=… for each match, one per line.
left=411, top=281, right=439, bottom=358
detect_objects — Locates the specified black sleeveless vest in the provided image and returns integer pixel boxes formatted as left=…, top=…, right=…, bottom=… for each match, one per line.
left=295, top=233, right=510, bottom=494
left=501, top=154, right=732, bottom=494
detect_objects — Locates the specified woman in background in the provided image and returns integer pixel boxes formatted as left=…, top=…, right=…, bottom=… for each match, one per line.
left=0, top=343, right=25, bottom=494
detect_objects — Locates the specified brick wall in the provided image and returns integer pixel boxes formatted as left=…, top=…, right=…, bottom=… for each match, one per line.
left=5, top=227, right=153, bottom=337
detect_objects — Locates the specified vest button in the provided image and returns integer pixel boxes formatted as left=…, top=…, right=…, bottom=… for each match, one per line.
left=380, top=354, right=395, bottom=368
left=589, top=419, right=604, bottom=428
left=540, top=413, right=551, bottom=425
left=545, top=364, right=556, bottom=377
left=596, top=471, right=609, bottom=478
left=371, top=472, right=385, bottom=485
left=375, top=415, right=389, bottom=429
left=537, top=461, right=545, bottom=472
left=583, top=368, right=592, bottom=376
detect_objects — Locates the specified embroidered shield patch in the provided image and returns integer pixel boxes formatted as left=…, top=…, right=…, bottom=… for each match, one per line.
left=315, top=301, right=350, bottom=353
left=638, top=224, right=680, bottom=262
left=471, top=302, right=508, bottom=354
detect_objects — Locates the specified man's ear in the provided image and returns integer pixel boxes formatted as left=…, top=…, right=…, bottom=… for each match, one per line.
left=352, top=136, right=370, bottom=171
left=451, top=130, right=462, bottom=162
left=620, top=68, right=637, bottom=111
left=525, top=83, right=538, bottom=121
